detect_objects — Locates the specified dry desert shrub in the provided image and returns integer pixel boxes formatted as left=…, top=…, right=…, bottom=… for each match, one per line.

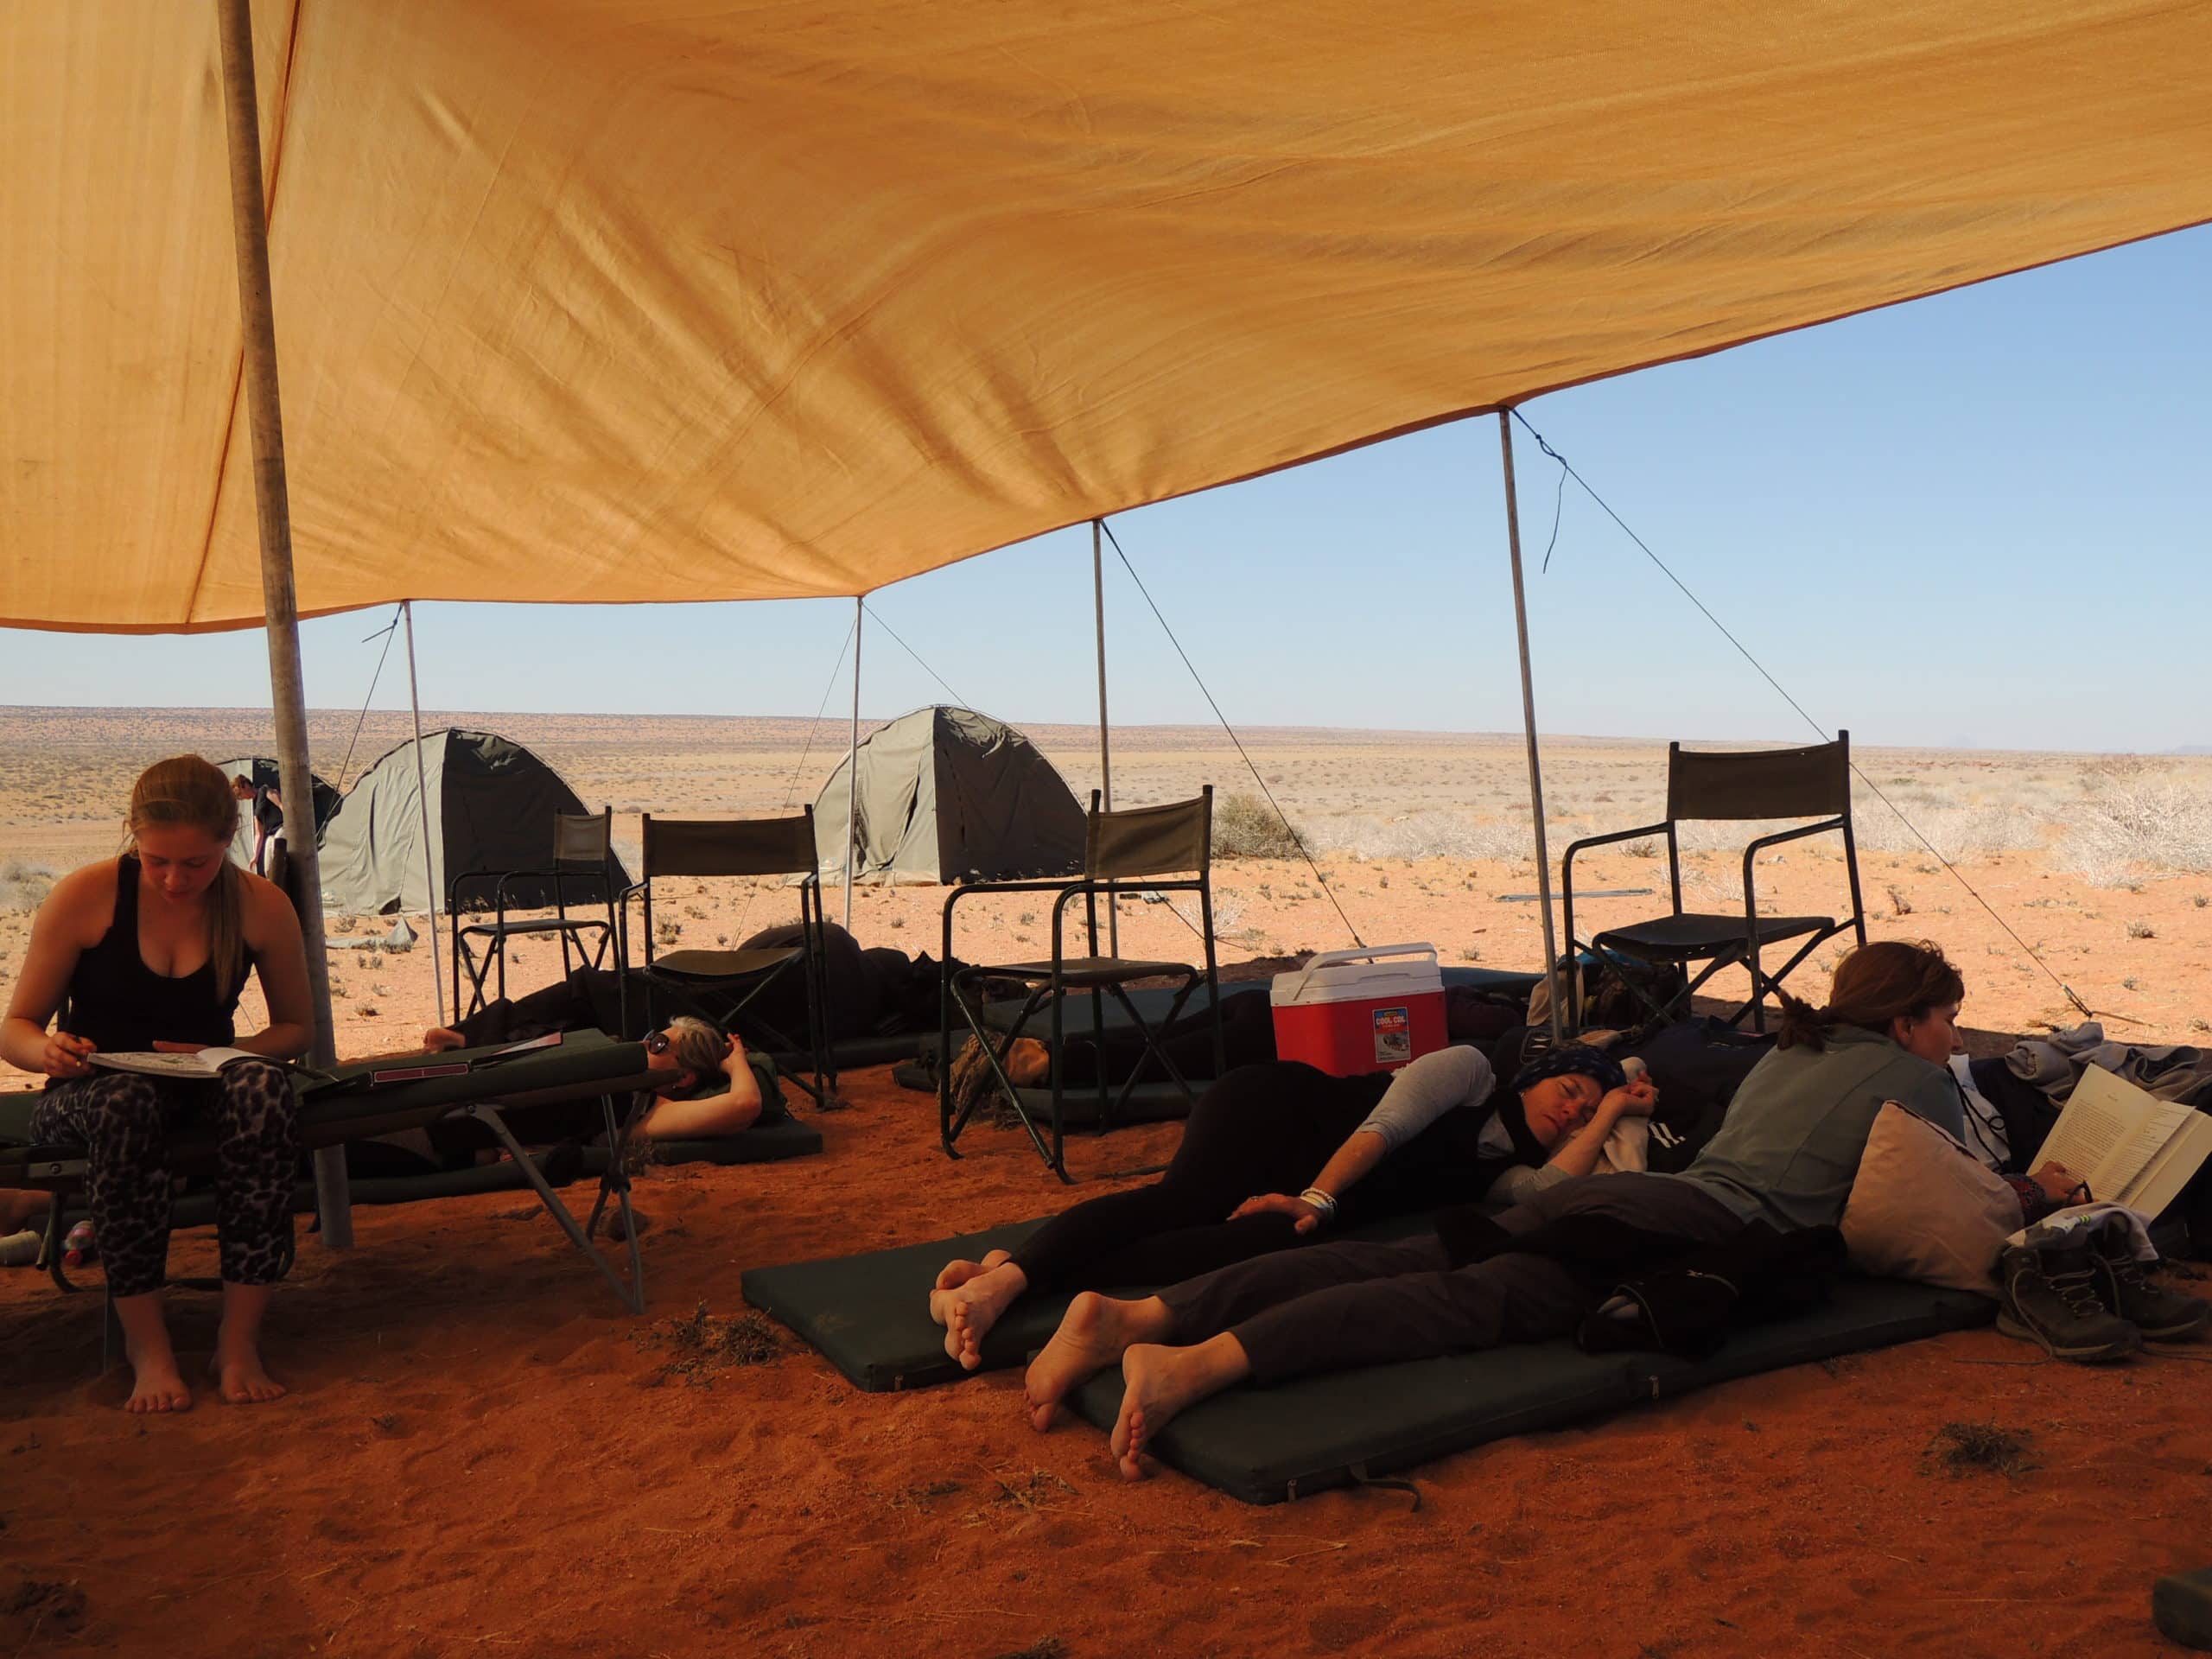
left=2054, top=769, right=2212, bottom=886
left=0, top=861, right=54, bottom=912
left=1211, top=791, right=1304, bottom=859
left=1319, top=810, right=1532, bottom=862
left=1853, top=803, right=2045, bottom=861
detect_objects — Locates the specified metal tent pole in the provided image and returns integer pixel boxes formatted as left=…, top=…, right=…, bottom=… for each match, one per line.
left=1497, top=410, right=1563, bottom=1044
left=216, top=0, right=349, bottom=1245
left=845, top=596, right=861, bottom=932
left=401, top=601, right=446, bottom=1025
left=1093, top=519, right=1118, bottom=954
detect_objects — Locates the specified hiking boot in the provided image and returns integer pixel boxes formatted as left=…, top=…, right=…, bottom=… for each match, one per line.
left=1994, top=1243, right=2142, bottom=1363
left=2089, top=1243, right=2211, bottom=1341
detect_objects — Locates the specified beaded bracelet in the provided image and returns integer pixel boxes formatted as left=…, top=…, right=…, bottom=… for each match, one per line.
left=1298, top=1186, right=1338, bottom=1224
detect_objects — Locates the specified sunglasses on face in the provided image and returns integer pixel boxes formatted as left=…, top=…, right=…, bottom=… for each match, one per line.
left=644, top=1031, right=671, bottom=1056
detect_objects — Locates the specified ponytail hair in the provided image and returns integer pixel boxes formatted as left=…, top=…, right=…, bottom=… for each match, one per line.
left=1775, top=939, right=1965, bottom=1052
left=127, top=754, right=251, bottom=999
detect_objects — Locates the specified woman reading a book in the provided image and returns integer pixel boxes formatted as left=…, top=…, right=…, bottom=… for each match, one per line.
left=1, top=755, right=313, bottom=1414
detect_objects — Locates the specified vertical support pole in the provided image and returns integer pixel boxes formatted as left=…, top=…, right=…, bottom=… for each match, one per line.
left=402, top=601, right=447, bottom=1025
left=1497, top=410, right=1563, bottom=1044
left=216, top=0, right=349, bottom=1244
left=845, top=595, right=862, bottom=933
left=1093, top=519, right=1118, bottom=955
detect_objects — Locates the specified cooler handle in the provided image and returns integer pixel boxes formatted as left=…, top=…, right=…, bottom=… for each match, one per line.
left=1299, top=943, right=1438, bottom=972
left=1277, top=943, right=1440, bottom=1002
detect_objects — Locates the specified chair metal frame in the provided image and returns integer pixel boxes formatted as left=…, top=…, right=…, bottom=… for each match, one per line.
left=616, top=808, right=837, bottom=1108
left=1559, top=733, right=1867, bottom=1033
left=449, top=809, right=621, bottom=1020
left=940, top=787, right=1223, bottom=1182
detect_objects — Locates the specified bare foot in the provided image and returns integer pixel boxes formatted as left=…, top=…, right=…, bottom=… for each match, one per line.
left=929, top=1248, right=1014, bottom=1322
left=1023, top=1292, right=1167, bottom=1432
left=1110, top=1341, right=1240, bottom=1480
left=124, top=1348, right=194, bottom=1414
left=423, top=1027, right=465, bottom=1052
left=939, top=1262, right=1029, bottom=1370
left=210, top=1344, right=287, bottom=1405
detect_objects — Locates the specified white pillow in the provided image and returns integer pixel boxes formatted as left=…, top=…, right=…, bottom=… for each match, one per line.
left=1840, top=1102, right=2020, bottom=1297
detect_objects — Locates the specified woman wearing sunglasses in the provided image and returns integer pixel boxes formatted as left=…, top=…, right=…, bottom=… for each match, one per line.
left=423, top=1011, right=773, bottom=1142
left=632, top=1016, right=769, bottom=1139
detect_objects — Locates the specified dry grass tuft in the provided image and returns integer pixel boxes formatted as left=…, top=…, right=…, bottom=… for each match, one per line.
left=1212, top=791, right=1303, bottom=859
left=638, top=1300, right=787, bottom=1383
left=1924, top=1421, right=2036, bottom=1478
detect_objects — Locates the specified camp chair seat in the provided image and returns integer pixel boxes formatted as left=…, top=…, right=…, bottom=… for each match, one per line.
left=450, top=809, right=621, bottom=1020
left=988, top=956, right=1196, bottom=987
left=941, top=788, right=1224, bottom=1184
left=1592, top=911, right=1834, bottom=960
left=1, top=1031, right=663, bottom=1326
left=651, top=945, right=801, bottom=980
left=620, top=810, right=836, bottom=1108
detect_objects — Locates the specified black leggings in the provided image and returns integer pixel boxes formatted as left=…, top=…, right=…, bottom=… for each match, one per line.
left=1010, top=1060, right=1446, bottom=1292
left=29, top=1063, right=298, bottom=1300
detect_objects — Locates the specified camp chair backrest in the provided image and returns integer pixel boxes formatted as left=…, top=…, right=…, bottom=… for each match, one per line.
left=1665, top=735, right=1850, bottom=823
left=1086, top=787, right=1212, bottom=880
left=644, top=811, right=817, bottom=880
left=552, top=810, right=614, bottom=868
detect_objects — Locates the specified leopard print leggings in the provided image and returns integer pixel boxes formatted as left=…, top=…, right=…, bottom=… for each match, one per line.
left=28, top=1060, right=299, bottom=1300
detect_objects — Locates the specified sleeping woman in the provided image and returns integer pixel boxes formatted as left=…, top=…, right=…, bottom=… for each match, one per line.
left=928, top=1043, right=1656, bottom=1368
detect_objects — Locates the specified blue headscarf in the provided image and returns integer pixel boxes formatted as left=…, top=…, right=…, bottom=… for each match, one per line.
left=1510, top=1043, right=1627, bottom=1098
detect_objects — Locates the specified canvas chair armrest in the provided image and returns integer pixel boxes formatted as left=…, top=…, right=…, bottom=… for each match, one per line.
left=1560, top=822, right=1673, bottom=952
left=1738, top=817, right=1850, bottom=919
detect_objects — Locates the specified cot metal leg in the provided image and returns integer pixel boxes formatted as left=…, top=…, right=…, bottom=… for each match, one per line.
left=467, top=1103, right=644, bottom=1314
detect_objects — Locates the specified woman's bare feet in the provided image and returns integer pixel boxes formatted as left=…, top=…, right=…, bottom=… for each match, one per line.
left=210, top=1341, right=287, bottom=1405
left=211, top=1282, right=285, bottom=1404
left=423, top=1026, right=466, bottom=1052
left=929, top=1248, right=1014, bottom=1322
left=123, top=1336, right=193, bottom=1414
left=1109, top=1335, right=1251, bottom=1480
left=1022, top=1293, right=1173, bottom=1432
left=938, top=1262, right=1031, bottom=1369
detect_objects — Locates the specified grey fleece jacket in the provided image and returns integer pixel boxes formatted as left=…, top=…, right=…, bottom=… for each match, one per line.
left=1668, top=1024, right=1965, bottom=1231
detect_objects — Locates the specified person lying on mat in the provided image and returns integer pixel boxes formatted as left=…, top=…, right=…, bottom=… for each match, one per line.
left=418, top=1014, right=772, bottom=1141
left=1, top=755, right=313, bottom=1414
left=928, top=1043, right=1657, bottom=1370
left=1018, top=938, right=1987, bottom=1478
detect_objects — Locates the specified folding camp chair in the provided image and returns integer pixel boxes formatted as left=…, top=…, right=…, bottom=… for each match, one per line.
left=1559, top=733, right=1866, bottom=1033
left=450, top=809, right=621, bottom=1020
left=940, top=788, right=1223, bottom=1182
left=616, top=810, right=837, bottom=1107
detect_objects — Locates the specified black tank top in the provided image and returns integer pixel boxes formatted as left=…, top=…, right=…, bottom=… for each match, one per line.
left=62, top=855, right=247, bottom=1055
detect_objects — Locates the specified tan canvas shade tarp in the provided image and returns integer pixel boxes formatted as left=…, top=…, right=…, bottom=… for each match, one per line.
left=6, top=0, right=2211, bottom=633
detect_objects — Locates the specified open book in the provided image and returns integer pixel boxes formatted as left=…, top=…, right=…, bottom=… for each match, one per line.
left=2034, top=1064, right=2212, bottom=1219
left=88, top=1046, right=269, bottom=1079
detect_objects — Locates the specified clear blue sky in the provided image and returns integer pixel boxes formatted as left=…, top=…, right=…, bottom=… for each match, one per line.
left=6, top=225, right=2206, bottom=752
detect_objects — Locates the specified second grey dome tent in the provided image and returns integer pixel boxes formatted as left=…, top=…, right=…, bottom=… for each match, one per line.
left=812, top=706, right=1085, bottom=886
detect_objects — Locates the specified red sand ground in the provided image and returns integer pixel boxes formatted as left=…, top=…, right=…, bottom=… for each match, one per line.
left=4, top=1054, right=2211, bottom=1659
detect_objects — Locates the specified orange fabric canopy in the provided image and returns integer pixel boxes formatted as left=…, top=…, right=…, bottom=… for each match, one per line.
left=5, top=0, right=2209, bottom=632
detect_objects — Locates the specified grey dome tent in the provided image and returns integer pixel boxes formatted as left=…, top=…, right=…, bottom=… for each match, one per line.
left=213, top=755, right=340, bottom=870
left=317, top=728, right=626, bottom=914
left=812, top=707, right=1085, bottom=887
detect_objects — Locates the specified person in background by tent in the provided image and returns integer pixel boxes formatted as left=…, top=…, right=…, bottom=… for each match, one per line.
left=3, top=755, right=313, bottom=1413
left=229, top=773, right=283, bottom=876
left=928, top=1042, right=1656, bottom=1370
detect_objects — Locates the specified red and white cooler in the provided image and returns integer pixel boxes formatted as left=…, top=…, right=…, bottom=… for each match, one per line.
left=1270, top=944, right=1447, bottom=1076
